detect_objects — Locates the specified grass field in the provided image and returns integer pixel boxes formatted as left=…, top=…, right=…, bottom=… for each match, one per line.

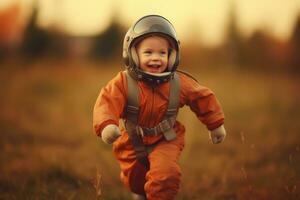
left=0, top=60, right=299, bottom=199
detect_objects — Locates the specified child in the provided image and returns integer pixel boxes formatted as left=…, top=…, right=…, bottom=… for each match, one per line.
left=93, top=15, right=226, bottom=200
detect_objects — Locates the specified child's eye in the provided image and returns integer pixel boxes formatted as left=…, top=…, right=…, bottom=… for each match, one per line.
left=160, top=51, right=167, bottom=55
left=144, top=50, right=152, bottom=54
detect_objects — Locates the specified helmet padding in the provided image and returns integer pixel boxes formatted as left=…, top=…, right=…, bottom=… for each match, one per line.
left=130, top=34, right=177, bottom=73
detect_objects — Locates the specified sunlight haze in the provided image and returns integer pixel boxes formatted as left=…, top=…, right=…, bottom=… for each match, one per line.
left=1, top=0, right=300, bottom=46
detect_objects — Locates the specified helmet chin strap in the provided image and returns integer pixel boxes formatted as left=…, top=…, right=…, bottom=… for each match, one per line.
left=143, top=71, right=171, bottom=77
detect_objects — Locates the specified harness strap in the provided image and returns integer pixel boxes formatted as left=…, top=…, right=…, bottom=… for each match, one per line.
left=125, top=120, right=150, bottom=168
left=126, top=72, right=139, bottom=123
left=124, top=70, right=180, bottom=167
left=167, top=73, right=180, bottom=117
left=125, top=71, right=149, bottom=167
left=163, top=72, right=180, bottom=141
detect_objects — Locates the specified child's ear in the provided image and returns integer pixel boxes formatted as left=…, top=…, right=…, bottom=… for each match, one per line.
left=131, top=47, right=140, bottom=67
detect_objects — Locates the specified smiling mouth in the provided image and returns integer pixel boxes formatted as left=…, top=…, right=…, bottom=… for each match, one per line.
left=147, top=64, right=161, bottom=68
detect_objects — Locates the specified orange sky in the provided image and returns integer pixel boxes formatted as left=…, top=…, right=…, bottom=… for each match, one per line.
left=1, top=0, right=300, bottom=46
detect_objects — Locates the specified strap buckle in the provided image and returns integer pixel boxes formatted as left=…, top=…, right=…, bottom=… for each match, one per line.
left=158, top=119, right=171, bottom=133
left=136, top=126, right=144, bottom=137
left=166, top=108, right=177, bottom=117
left=127, top=105, right=139, bottom=114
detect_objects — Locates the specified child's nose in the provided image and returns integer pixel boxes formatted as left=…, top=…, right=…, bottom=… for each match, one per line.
left=151, top=53, right=160, bottom=60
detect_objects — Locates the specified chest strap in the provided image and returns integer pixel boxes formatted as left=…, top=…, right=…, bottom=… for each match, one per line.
left=138, top=116, right=176, bottom=137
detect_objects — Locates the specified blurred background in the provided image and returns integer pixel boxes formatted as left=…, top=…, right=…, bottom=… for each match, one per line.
left=0, top=0, right=300, bottom=199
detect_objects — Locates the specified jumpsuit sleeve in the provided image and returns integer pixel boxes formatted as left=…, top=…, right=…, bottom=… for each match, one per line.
left=93, top=71, right=127, bottom=137
left=179, top=73, right=225, bottom=131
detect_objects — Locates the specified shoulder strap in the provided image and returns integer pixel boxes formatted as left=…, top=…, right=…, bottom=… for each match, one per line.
left=125, top=70, right=139, bottom=123
left=162, top=72, right=180, bottom=141
left=125, top=71, right=149, bottom=168
left=166, top=72, right=180, bottom=118
left=126, top=71, right=180, bottom=122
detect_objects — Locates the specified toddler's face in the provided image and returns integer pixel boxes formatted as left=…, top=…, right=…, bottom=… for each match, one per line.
left=136, top=36, right=169, bottom=74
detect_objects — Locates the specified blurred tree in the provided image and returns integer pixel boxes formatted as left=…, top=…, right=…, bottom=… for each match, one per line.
left=90, top=18, right=125, bottom=60
left=289, top=14, right=300, bottom=73
left=20, top=1, right=51, bottom=59
left=223, top=1, right=245, bottom=67
left=244, top=30, right=271, bottom=68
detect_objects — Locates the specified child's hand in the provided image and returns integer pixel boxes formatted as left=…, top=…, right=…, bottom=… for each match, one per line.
left=209, top=125, right=226, bottom=144
left=101, top=124, right=121, bottom=144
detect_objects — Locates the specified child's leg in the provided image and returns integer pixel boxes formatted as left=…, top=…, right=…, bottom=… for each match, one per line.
left=113, top=132, right=148, bottom=195
left=144, top=131, right=185, bottom=200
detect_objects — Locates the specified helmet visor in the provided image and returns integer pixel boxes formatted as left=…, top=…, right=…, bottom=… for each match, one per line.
left=133, top=15, right=177, bottom=39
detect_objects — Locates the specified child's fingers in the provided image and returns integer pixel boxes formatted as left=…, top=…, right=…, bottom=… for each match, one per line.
left=212, top=135, right=224, bottom=144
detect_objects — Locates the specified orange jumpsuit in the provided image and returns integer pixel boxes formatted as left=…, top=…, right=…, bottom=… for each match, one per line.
left=93, top=71, right=224, bottom=200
